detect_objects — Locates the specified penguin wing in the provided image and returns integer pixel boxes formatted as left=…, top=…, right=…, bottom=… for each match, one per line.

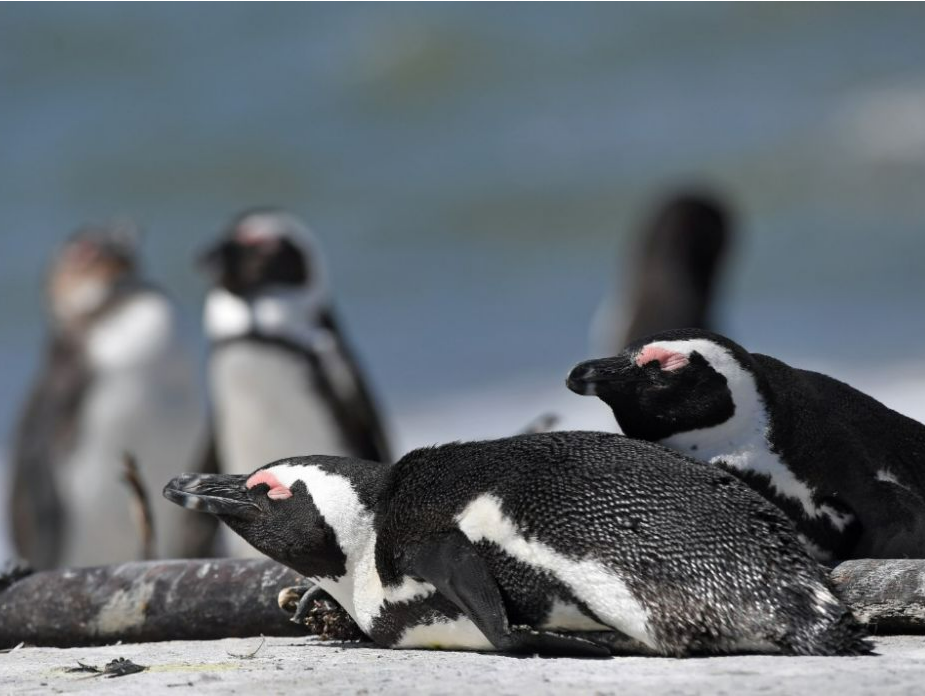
left=10, top=334, right=88, bottom=568
left=410, top=531, right=610, bottom=656
left=316, top=308, right=392, bottom=462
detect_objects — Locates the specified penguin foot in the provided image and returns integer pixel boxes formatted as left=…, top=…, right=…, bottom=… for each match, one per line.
left=278, top=584, right=321, bottom=622
left=504, top=627, right=612, bottom=658
left=278, top=584, right=365, bottom=641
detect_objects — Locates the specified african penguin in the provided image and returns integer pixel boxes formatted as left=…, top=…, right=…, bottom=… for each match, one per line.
left=10, top=223, right=209, bottom=569
left=164, top=431, right=870, bottom=656
left=590, top=192, right=733, bottom=356
left=568, top=328, right=925, bottom=563
left=198, top=209, right=391, bottom=555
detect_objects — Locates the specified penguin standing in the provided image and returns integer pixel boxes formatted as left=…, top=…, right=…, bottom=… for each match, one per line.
left=164, top=431, right=870, bottom=657
left=590, top=192, right=733, bottom=356
left=198, top=209, right=390, bottom=553
left=568, top=328, right=925, bottom=562
left=10, top=224, right=208, bottom=569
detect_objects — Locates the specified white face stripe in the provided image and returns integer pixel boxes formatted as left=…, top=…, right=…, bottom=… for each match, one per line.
left=266, top=463, right=435, bottom=634
left=636, top=338, right=742, bottom=380
left=648, top=339, right=853, bottom=535
left=270, top=463, right=373, bottom=560
left=455, top=494, right=653, bottom=649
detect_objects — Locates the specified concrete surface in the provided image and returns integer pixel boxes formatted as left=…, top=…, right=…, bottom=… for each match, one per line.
left=1, top=634, right=923, bottom=696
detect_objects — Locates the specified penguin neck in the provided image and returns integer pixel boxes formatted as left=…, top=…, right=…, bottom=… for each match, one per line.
left=269, top=462, right=433, bottom=635
left=311, top=529, right=378, bottom=627
left=204, top=285, right=329, bottom=351
left=270, top=463, right=379, bottom=627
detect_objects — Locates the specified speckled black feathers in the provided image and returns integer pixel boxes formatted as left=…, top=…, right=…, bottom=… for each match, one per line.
left=375, top=431, right=870, bottom=656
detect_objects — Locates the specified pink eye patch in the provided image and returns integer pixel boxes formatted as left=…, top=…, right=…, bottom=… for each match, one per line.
left=245, top=470, right=293, bottom=500
left=635, top=345, right=690, bottom=372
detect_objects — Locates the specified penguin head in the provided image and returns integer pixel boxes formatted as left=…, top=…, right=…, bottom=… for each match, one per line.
left=567, top=329, right=755, bottom=441
left=48, top=221, right=140, bottom=327
left=164, top=457, right=381, bottom=579
left=197, top=208, right=328, bottom=299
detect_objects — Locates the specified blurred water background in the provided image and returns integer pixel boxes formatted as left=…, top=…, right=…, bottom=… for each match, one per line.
left=2, top=2, right=924, bottom=529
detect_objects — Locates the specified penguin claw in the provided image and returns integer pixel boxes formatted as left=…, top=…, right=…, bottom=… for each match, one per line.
left=277, top=584, right=366, bottom=641
left=292, top=586, right=324, bottom=624
left=277, top=584, right=317, bottom=618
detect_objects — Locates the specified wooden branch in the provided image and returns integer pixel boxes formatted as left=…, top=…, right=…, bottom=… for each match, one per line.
left=121, top=453, right=155, bottom=561
left=0, top=559, right=311, bottom=648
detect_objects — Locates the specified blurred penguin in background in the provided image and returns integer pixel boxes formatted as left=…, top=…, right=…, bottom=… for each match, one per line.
left=590, top=192, right=734, bottom=356
left=10, top=223, right=208, bottom=569
left=198, top=209, right=391, bottom=553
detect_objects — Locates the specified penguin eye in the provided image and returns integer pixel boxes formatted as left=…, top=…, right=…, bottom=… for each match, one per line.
left=246, top=471, right=293, bottom=500
left=635, top=346, right=690, bottom=372
left=266, top=485, right=293, bottom=501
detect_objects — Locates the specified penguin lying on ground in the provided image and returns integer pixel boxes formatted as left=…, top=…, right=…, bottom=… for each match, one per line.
left=567, top=328, right=925, bottom=563
left=164, top=431, right=870, bottom=656
left=590, top=192, right=734, bottom=355
left=10, top=223, right=209, bottom=569
left=198, top=208, right=391, bottom=555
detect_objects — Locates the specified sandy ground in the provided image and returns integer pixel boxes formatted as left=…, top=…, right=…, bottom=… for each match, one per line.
left=1, top=634, right=922, bottom=696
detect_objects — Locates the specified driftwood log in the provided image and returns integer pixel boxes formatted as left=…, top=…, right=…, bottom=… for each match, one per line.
left=3, top=558, right=925, bottom=649
left=0, top=559, right=310, bottom=648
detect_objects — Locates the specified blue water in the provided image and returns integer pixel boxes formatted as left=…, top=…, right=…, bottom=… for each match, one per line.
left=2, top=3, right=925, bottom=452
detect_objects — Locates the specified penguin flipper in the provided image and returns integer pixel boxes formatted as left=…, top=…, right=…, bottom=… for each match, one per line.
left=10, top=333, right=86, bottom=569
left=318, top=309, right=392, bottom=462
left=411, top=531, right=610, bottom=657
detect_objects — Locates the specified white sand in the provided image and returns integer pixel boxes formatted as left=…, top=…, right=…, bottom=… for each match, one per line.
left=1, top=635, right=922, bottom=695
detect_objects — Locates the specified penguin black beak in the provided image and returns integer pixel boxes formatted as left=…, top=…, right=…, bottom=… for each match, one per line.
left=566, top=362, right=601, bottom=396
left=566, top=356, right=637, bottom=396
left=163, top=473, right=260, bottom=520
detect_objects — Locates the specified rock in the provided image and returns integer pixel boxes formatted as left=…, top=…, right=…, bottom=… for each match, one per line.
left=831, top=559, right=925, bottom=633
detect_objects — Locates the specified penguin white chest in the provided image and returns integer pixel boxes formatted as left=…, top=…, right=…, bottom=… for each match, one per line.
left=60, top=293, right=205, bottom=564
left=210, top=342, right=349, bottom=473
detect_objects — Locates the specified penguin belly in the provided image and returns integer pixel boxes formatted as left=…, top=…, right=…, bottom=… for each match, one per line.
left=210, top=342, right=352, bottom=555
left=394, top=615, right=494, bottom=651
left=58, top=297, right=205, bottom=566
